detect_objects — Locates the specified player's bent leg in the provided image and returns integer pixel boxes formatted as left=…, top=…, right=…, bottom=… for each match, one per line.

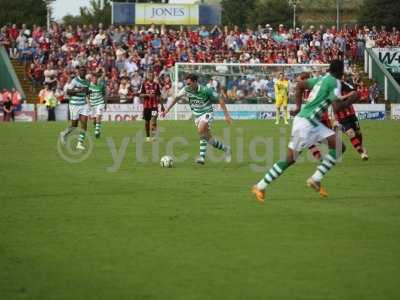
left=308, top=144, right=322, bottom=161
left=77, top=115, right=88, bottom=150
left=346, top=128, right=364, bottom=156
left=252, top=115, right=309, bottom=201
left=208, top=137, right=231, bottom=163
left=252, top=148, right=296, bottom=202
left=80, top=114, right=88, bottom=130
left=355, top=130, right=368, bottom=160
left=60, top=119, right=78, bottom=145
left=206, top=121, right=231, bottom=162
left=308, top=134, right=338, bottom=197
left=348, top=126, right=368, bottom=160
left=60, top=105, right=81, bottom=145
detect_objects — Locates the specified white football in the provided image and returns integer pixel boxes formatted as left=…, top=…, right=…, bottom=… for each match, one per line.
left=160, top=155, right=174, bottom=168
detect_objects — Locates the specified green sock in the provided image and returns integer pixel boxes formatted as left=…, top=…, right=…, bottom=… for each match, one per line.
left=95, top=123, right=101, bottom=135
left=78, top=132, right=85, bottom=144
left=257, top=160, right=290, bottom=190
left=311, top=149, right=337, bottom=182
left=199, top=139, right=208, bottom=159
left=210, top=138, right=226, bottom=151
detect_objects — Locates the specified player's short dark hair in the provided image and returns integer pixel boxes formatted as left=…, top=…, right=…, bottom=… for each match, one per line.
left=185, top=74, right=198, bottom=82
left=328, top=59, right=344, bottom=79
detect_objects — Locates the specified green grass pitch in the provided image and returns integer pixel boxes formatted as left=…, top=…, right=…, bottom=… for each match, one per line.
left=1, top=120, right=400, bottom=300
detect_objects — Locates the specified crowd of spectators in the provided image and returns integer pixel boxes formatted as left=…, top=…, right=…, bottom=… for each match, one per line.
left=0, top=22, right=393, bottom=104
left=0, top=88, right=22, bottom=121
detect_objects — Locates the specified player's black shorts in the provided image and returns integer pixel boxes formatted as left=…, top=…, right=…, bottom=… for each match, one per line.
left=143, top=108, right=158, bottom=121
left=339, top=115, right=360, bottom=132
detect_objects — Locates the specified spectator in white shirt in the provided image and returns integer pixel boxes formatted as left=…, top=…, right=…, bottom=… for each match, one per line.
left=322, top=29, right=334, bottom=49
left=118, top=79, right=130, bottom=103
left=124, top=57, right=139, bottom=76
left=93, top=29, right=107, bottom=46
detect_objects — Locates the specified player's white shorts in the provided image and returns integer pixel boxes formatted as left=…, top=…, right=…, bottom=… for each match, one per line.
left=165, top=97, right=174, bottom=108
left=288, top=116, right=335, bottom=152
left=91, top=104, right=105, bottom=117
left=69, top=104, right=90, bottom=121
left=194, top=112, right=214, bottom=129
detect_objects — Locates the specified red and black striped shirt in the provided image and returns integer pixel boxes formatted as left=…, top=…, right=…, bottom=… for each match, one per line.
left=334, top=81, right=357, bottom=122
left=141, top=80, right=161, bottom=109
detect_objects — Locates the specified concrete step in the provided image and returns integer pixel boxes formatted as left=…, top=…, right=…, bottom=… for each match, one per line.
left=9, top=60, right=37, bottom=102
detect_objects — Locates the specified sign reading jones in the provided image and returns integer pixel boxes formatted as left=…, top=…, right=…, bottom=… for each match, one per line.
left=372, top=48, right=400, bottom=73
left=135, top=4, right=199, bottom=25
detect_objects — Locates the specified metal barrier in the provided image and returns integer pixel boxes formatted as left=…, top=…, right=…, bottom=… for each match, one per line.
left=364, top=48, right=400, bottom=102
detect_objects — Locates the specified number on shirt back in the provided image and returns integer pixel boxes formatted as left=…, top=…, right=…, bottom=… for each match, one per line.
left=306, top=81, right=322, bottom=103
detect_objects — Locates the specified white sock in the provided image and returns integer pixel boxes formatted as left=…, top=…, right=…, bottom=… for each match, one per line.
left=256, top=179, right=267, bottom=190
left=312, top=170, right=324, bottom=182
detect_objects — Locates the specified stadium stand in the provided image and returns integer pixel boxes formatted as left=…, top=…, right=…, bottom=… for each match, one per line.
left=1, top=23, right=397, bottom=103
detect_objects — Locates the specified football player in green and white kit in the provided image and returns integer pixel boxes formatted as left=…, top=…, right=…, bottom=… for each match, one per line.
left=88, top=72, right=106, bottom=138
left=252, top=60, right=358, bottom=202
left=60, top=66, right=90, bottom=150
left=160, top=74, right=232, bottom=165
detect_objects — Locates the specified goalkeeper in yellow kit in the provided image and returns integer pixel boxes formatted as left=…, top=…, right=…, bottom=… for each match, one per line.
left=274, top=73, right=289, bottom=125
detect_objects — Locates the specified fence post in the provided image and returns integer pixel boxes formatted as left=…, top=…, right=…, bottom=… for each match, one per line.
left=364, top=50, right=368, bottom=73
left=384, top=76, right=388, bottom=101
left=368, top=55, right=373, bottom=79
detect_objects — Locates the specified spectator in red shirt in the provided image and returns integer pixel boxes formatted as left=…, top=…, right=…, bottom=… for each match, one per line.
left=357, top=82, right=369, bottom=102
left=11, top=88, right=22, bottom=120
left=7, top=24, right=19, bottom=58
left=5, top=22, right=398, bottom=106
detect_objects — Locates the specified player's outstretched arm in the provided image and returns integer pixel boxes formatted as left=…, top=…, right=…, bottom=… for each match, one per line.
left=160, top=96, right=180, bottom=118
left=331, top=91, right=358, bottom=113
left=219, top=97, right=232, bottom=125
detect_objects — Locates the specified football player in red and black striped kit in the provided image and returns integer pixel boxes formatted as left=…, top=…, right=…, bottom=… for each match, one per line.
left=335, top=80, right=368, bottom=160
left=140, top=72, right=163, bottom=142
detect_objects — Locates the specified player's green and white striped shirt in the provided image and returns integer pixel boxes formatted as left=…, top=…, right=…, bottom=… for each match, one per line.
left=299, top=73, right=341, bottom=122
left=89, top=83, right=106, bottom=106
left=177, top=84, right=219, bottom=117
left=69, top=77, right=89, bottom=106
